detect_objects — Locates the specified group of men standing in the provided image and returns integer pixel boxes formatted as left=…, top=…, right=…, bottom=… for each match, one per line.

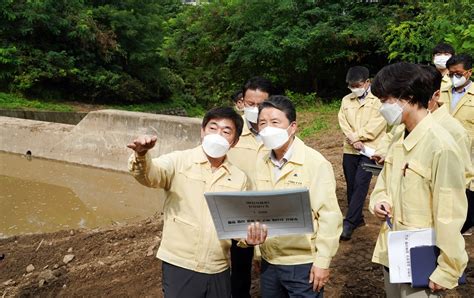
left=127, top=43, right=472, bottom=298
left=337, top=43, right=473, bottom=296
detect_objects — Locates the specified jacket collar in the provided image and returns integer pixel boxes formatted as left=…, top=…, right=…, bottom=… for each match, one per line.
left=431, top=104, right=449, bottom=122
left=242, top=115, right=259, bottom=136
left=194, top=145, right=231, bottom=174
left=402, top=113, right=433, bottom=152
left=265, top=136, right=305, bottom=166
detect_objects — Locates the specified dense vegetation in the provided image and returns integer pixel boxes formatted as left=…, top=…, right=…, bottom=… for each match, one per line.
left=0, top=0, right=473, bottom=108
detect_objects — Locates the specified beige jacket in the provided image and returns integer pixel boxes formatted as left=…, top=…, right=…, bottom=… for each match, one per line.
left=369, top=114, right=468, bottom=289
left=227, top=116, right=267, bottom=189
left=440, top=82, right=474, bottom=148
left=129, top=146, right=248, bottom=274
left=255, top=137, right=342, bottom=269
left=338, top=91, right=387, bottom=154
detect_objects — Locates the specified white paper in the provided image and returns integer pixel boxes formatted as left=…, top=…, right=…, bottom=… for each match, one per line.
left=360, top=146, right=375, bottom=158
left=387, top=228, right=435, bottom=283
left=204, top=188, right=313, bottom=239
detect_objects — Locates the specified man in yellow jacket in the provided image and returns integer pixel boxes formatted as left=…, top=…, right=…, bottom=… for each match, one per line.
left=338, top=66, right=387, bottom=240
left=255, top=95, right=343, bottom=297
left=423, top=65, right=474, bottom=192
left=226, top=76, right=274, bottom=298
left=440, top=54, right=474, bottom=234
left=369, top=62, right=468, bottom=296
left=127, top=107, right=267, bottom=298
left=376, top=66, right=474, bottom=185
left=432, top=43, right=455, bottom=91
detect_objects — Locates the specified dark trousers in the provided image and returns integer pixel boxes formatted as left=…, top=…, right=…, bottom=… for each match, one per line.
left=461, top=189, right=474, bottom=233
left=342, top=154, right=373, bottom=228
left=231, top=239, right=254, bottom=298
left=162, top=262, right=231, bottom=298
left=260, top=260, right=324, bottom=298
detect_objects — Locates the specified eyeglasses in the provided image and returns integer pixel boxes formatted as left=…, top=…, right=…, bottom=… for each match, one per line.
left=448, top=69, right=471, bottom=79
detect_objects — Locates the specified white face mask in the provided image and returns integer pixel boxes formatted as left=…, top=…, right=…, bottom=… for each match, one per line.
left=379, top=101, right=404, bottom=126
left=433, top=55, right=451, bottom=69
left=259, top=126, right=290, bottom=150
left=201, top=133, right=230, bottom=158
left=349, top=87, right=366, bottom=97
left=243, top=106, right=259, bottom=123
left=452, top=75, right=467, bottom=88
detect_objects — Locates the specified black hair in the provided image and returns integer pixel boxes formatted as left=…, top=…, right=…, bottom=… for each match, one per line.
left=231, top=90, right=243, bottom=103
left=432, top=43, right=455, bottom=56
left=258, top=95, right=296, bottom=123
left=202, top=107, right=243, bottom=142
left=371, top=62, right=433, bottom=108
left=242, top=76, right=274, bottom=98
left=446, top=54, right=473, bottom=70
left=418, top=65, right=442, bottom=95
left=346, top=66, right=370, bottom=84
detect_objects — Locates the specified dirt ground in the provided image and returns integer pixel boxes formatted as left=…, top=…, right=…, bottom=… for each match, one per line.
left=1, top=112, right=473, bottom=297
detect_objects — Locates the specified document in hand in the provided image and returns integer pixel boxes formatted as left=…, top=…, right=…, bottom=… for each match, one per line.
left=204, top=188, right=313, bottom=239
left=359, top=146, right=376, bottom=158
left=410, top=246, right=466, bottom=288
left=387, top=228, right=435, bottom=283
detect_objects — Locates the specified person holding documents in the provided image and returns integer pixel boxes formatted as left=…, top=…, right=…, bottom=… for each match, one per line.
left=127, top=107, right=267, bottom=298
left=338, top=66, right=387, bottom=240
left=253, top=95, right=343, bottom=297
left=369, top=62, right=468, bottom=296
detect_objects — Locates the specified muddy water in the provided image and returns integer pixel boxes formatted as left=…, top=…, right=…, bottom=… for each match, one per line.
left=0, top=152, right=163, bottom=237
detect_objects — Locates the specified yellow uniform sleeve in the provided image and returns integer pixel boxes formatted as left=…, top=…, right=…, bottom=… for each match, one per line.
left=128, top=152, right=175, bottom=190
left=459, top=134, right=474, bottom=190
left=310, top=161, right=343, bottom=268
left=368, top=160, right=393, bottom=214
left=338, top=101, right=356, bottom=141
left=374, top=133, right=392, bottom=158
left=356, top=103, right=386, bottom=143
left=429, top=149, right=469, bottom=289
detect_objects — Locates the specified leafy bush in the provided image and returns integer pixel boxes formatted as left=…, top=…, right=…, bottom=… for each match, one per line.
left=0, top=0, right=181, bottom=103
left=1, top=0, right=472, bottom=110
left=384, top=0, right=474, bottom=62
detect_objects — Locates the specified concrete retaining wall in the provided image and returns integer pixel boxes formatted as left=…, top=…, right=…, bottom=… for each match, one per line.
left=0, top=109, right=202, bottom=172
left=0, top=109, right=88, bottom=125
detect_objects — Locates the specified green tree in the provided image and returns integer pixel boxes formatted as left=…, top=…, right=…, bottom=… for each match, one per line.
left=384, top=0, right=474, bottom=63
left=0, top=0, right=181, bottom=103
left=163, top=0, right=403, bottom=106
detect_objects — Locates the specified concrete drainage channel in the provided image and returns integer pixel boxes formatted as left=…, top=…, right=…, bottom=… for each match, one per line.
left=0, top=109, right=202, bottom=172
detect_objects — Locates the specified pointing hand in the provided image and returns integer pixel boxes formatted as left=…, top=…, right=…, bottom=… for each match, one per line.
left=127, top=135, right=157, bottom=156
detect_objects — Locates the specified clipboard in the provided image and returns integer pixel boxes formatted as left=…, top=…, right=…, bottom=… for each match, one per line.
left=361, top=162, right=383, bottom=175
left=410, top=246, right=466, bottom=288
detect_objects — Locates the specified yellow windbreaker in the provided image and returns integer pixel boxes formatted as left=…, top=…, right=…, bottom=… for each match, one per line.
left=255, top=137, right=343, bottom=269
left=129, top=146, right=248, bottom=274
left=369, top=114, right=468, bottom=289
left=338, top=91, right=387, bottom=154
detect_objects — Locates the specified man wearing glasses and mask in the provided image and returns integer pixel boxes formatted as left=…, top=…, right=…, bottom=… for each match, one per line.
left=440, top=54, right=474, bottom=236
left=226, top=76, right=274, bottom=298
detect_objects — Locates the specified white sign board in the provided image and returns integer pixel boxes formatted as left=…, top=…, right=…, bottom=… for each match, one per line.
left=204, top=188, right=313, bottom=239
